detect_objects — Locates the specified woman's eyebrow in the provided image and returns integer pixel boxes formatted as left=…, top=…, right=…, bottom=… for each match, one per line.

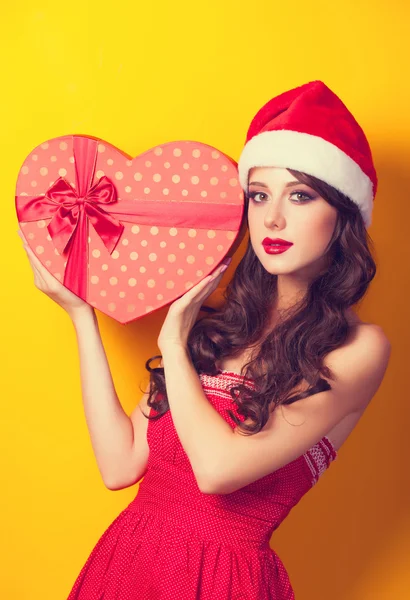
left=248, top=180, right=304, bottom=188
left=248, top=181, right=269, bottom=188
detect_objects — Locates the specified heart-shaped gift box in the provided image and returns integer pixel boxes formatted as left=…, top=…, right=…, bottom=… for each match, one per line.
left=15, top=135, right=246, bottom=323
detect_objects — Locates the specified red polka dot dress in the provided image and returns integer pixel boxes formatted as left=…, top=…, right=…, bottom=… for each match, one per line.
left=67, top=370, right=337, bottom=599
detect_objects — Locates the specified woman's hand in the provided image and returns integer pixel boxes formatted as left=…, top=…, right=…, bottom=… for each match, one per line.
left=17, top=228, right=91, bottom=318
left=157, top=259, right=231, bottom=351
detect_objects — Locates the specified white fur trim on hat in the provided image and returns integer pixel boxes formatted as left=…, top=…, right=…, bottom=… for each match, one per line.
left=238, top=129, right=374, bottom=227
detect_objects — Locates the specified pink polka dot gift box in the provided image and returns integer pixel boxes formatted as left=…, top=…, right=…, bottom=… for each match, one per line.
left=15, top=135, right=246, bottom=323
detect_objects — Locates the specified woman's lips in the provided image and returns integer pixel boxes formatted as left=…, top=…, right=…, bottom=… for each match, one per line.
left=262, top=243, right=293, bottom=255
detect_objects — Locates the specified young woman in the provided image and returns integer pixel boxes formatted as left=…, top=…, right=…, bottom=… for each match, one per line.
left=18, top=80, right=391, bottom=599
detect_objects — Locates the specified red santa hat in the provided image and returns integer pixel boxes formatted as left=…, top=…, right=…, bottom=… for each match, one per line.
left=237, top=80, right=377, bottom=228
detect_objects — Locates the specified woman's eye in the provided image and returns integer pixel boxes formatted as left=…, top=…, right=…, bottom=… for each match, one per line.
left=290, top=191, right=314, bottom=203
left=247, top=192, right=267, bottom=203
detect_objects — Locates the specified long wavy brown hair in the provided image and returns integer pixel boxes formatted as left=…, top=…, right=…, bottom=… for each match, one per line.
left=140, top=168, right=377, bottom=435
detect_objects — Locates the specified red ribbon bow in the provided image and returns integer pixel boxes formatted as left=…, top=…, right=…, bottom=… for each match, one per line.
left=45, top=176, right=124, bottom=256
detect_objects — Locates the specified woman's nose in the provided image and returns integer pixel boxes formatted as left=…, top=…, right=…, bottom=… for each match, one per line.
left=264, top=202, right=285, bottom=228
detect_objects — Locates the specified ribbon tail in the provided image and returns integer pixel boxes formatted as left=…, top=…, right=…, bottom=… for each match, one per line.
left=86, top=203, right=124, bottom=254
left=63, top=209, right=88, bottom=300
left=48, top=205, right=80, bottom=256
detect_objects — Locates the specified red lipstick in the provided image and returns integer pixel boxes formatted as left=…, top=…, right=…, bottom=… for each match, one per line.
left=262, top=237, right=293, bottom=255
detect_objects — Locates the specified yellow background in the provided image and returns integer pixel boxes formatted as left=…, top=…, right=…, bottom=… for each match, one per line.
left=2, top=1, right=409, bottom=598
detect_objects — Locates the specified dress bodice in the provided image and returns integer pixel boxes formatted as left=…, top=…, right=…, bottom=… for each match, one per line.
left=134, top=369, right=337, bottom=549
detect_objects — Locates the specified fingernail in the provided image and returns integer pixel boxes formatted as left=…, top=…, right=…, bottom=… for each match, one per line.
left=221, top=257, right=232, bottom=266
left=220, top=264, right=228, bottom=273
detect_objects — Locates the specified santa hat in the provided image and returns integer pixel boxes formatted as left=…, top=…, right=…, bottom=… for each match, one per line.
left=237, top=80, right=377, bottom=228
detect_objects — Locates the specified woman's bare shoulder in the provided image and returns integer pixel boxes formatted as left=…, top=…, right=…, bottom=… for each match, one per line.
left=346, top=309, right=389, bottom=339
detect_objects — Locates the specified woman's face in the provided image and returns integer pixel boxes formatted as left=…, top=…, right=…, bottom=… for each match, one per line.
left=247, top=167, right=338, bottom=281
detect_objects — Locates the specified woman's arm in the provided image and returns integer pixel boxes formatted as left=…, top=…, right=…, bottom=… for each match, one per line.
left=71, top=306, right=148, bottom=489
left=18, top=229, right=149, bottom=490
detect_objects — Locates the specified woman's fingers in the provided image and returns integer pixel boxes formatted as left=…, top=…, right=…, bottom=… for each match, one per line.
left=19, top=232, right=47, bottom=271
left=17, top=229, right=89, bottom=312
left=24, top=250, right=48, bottom=290
left=178, top=264, right=228, bottom=307
left=18, top=230, right=58, bottom=286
